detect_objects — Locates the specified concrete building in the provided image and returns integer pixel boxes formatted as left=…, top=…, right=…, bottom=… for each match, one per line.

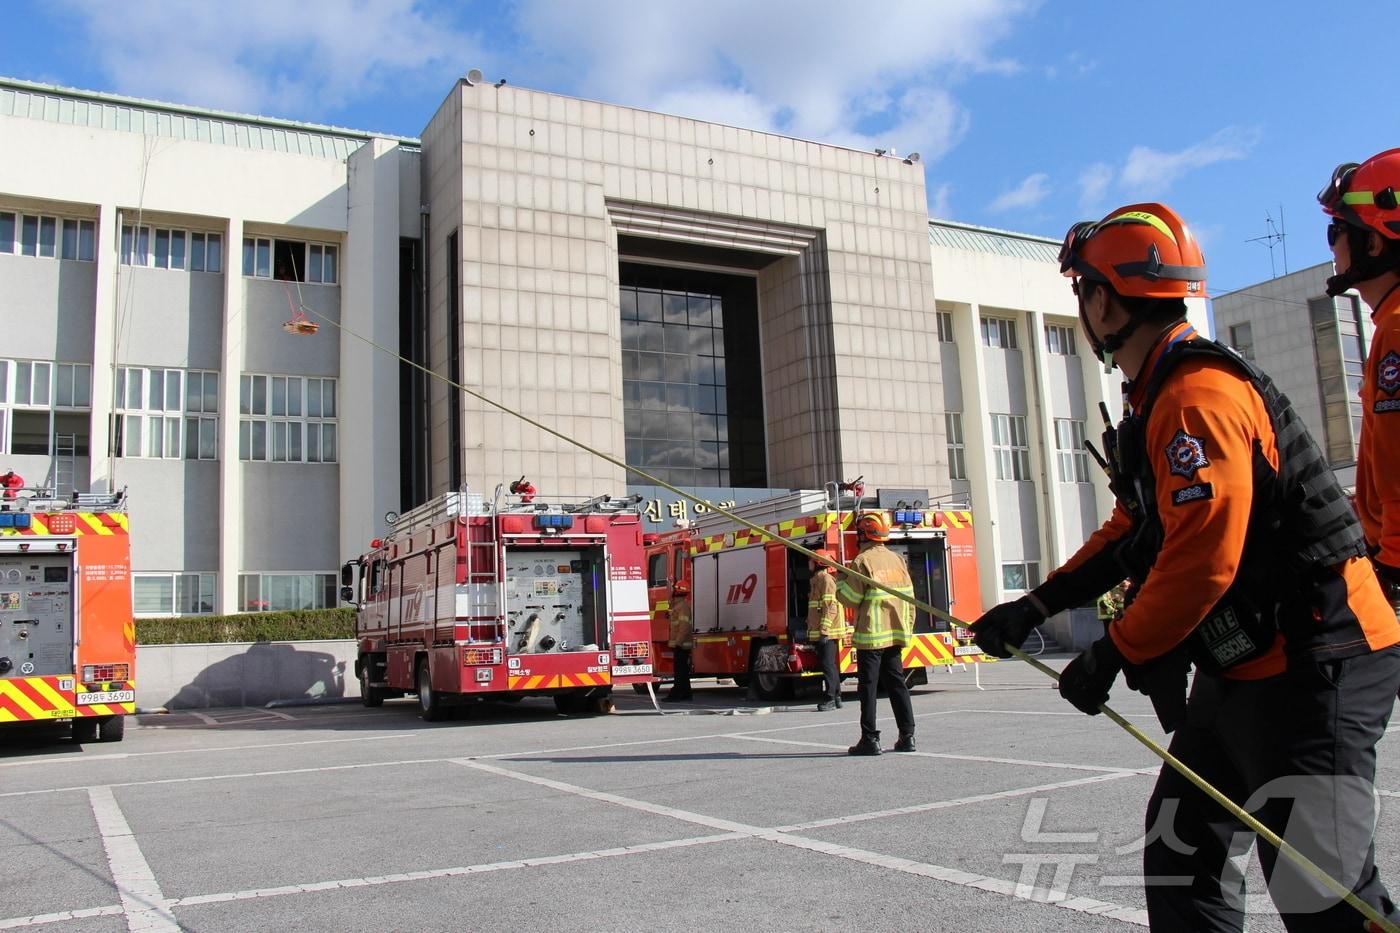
left=1, top=75, right=1193, bottom=636
left=1213, top=262, right=1373, bottom=489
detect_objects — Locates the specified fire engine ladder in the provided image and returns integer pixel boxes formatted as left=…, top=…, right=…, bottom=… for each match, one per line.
left=463, top=504, right=504, bottom=643
left=54, top=433, right=76, bottom=496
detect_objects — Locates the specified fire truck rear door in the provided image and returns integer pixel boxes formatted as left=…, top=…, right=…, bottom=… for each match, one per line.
left=0, top=548, right=76, bottom=677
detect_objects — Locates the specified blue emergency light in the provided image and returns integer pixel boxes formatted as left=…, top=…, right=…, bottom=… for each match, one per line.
left=535, top=514, right=574, bottom=530
left=0, top=513, right=30, bottom=528
left=894, top=510, right=924, bottom=527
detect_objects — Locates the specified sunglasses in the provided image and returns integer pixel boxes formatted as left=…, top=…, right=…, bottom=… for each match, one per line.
left=1327, top=219, right=1351, bottom=247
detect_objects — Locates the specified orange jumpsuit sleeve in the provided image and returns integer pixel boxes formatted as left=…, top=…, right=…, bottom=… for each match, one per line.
left=1358, top=306, right=1400, bottom=571
left=1030, top=505, right=1132, bottom=614
left=1106, top=363, right=1271, bottom=664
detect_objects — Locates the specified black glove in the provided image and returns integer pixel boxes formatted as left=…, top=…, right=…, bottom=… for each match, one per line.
left=972, top=596, right=1045, bottom=659
left=1058, top=636, right=1123, bottom=715
left=1121, top=645, right=1190, bottom=733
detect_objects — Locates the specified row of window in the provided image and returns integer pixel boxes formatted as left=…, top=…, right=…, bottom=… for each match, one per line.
left=0, top=212, right=97, bottom=261
left=133, top=572, right=338, bottom=617
left=943, top=411, right=1090, bottom=485
left=121, top=226, right=224, bottom=272
left=935, top=310, right=1078, bottom=356
left=0, top=360, right=335, bottom=464
left=242, top=237, right=338, bottom=284
left=0, top=212, right=340, bottom=284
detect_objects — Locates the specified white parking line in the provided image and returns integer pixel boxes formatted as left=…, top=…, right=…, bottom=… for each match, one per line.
left=87, top=786, right=179, bottom=932
left=451, top=758, right=1148, bottom=926
left=728, top=733, right=1155, bottom=775
left=0, top=833, right=744, bottom=929
left=775, top=771, right=1142, bottom=832
left=0, top=733, right=412, bottom=774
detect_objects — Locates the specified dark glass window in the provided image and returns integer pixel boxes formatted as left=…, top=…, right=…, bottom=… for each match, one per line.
left=620, top=264, right=766, bottom=488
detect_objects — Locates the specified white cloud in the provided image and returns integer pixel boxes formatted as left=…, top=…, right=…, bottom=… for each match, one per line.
left=989, top=172, right=1050, bottom=213
left=515, top=0, right=1034, bottom=162
left=1077, top=162, right=1113, bottom=212
left=58, top=0, right=480, bottom=117
left=1120, top=126, right=1261, bottom=192
left=929, top=183, right=953, bottom=219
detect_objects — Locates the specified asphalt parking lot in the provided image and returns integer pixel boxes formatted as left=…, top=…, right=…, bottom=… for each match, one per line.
left=2, top=657, right=1397, bottom=932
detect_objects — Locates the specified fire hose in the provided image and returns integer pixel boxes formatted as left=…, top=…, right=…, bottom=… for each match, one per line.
left=303, top=303, right=1398, bottom=933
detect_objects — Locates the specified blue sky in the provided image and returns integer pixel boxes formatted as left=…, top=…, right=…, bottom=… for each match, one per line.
left=4, top=0, right=1394, bottom=303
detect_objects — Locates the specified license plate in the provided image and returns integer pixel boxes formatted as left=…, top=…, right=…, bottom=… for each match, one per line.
left=77, top=690, right=134, bottom=705
left=953, top=645, right=982, bottom=657
left=612, top=664, right=653, bottom=675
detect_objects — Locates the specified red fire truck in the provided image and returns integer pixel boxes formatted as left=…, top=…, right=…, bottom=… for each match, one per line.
left=343, top=485, right=654, bottom=719
left=0, top=487, right=135, bottom=742
left=644, top=488, right=988, bottom=698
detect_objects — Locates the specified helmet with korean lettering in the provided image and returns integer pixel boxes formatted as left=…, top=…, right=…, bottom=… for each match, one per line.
left=1317, top=149, right=1400, bottom=295
left=1058, top=202, right=1204, bottom=368
left=854, top=512, right=891, bottom=542
left=1058, top=203, right=1206, bottom=300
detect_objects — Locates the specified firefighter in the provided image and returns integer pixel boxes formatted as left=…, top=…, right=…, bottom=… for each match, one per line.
left=971, top=202, right=1400, bottom=930
left=0, top=470, right=22, bottom=503
left=836, top=513, right=915, bottom=755
left=663, top=580, right=694, bottom=702
left=1317, top=150, right=1400, bottom=616
left=807, top=548, right=843, bottom=711
left=1096, top=581, right=1127, bottom=623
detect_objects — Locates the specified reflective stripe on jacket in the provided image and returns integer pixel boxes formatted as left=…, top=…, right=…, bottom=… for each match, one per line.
left=836, top=543, right=913, bottom=650
left=668, top=598, right=693, bottom=650
left=807, top=570, right=845, bottom=640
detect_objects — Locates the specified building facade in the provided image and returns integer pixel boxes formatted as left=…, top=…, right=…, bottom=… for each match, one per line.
left=1, top=75, right=1194, bottom=631
left=1213, top=262, right=1374, bottom=490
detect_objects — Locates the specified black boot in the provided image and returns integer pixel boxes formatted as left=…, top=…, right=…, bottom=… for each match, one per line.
left=847, top=734, right=882, bottom=756
left=816, top=700, right=834, bottom=711
left=893, top=733, right=916, bottom=753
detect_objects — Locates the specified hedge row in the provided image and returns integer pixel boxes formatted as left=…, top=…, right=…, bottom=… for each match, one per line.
left=136, top=608, right=356, bottom=645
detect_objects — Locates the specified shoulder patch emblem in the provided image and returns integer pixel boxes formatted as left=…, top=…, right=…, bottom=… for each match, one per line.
left=1164, top=428, right=1209, bottom=480
left=1378, top=351, right=1400, bottom=396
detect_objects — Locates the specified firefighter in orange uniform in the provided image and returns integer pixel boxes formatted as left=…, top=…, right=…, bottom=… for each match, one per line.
left=836, top=513, right=915, bottom=755
left=972, top=202, right=1400, bottom=930
left=1318, top=150, right=1400, bottom=616
left=807, top=548, right=843, bottom=711
left=663, top=580, right=693, bottom=702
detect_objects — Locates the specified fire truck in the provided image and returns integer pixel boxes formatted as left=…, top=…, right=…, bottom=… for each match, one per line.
left=0, top=487, right=135, bottom=742
left=343, top=484, right=654, bottom=719
left=644, top=487, right=988, bottom=699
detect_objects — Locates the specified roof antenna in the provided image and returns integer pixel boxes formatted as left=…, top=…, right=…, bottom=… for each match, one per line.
left=1246, top=205, right=1288, bottom=279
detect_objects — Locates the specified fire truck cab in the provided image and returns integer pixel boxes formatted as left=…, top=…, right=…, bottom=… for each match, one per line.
left=343, top=485, right=653, bottom=719
left=645, top=487, right=987, bottom=699
left=0, top=486, right=135, bottom=742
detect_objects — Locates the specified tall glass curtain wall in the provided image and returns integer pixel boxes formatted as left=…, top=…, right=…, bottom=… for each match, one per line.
left=620, top=264, right=766, bottom=488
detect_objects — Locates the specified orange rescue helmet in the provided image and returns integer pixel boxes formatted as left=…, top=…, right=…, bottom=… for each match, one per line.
left=672, top=580, right=690, bottom=595
left=1318, top=149, right=1400, bottom=241
left=854, top=512, right=891, bottom=542
left=810, top=547, right=838, bottom=573
left=1058, top=203, right=1206, bottom=300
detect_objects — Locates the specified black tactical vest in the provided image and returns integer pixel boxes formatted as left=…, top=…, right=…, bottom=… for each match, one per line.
left=1104, top=337, right=1369, bottom=672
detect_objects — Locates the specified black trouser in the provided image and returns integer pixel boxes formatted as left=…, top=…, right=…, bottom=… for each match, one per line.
left=814, top=637, right=841, bottom=703
left=856, top=646, right=914, bottom=740
left=1144, top=645, right=1400, bottom=931
left=670, top=647, right=692, bottom=697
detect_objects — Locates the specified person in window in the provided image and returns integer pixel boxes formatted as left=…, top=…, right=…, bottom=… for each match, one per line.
left=662, top=580, right=693, bottom=702
left=971, top=202, right=1400, bottom=930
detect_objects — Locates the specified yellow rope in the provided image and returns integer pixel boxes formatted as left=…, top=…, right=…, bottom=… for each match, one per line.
left=302, top=303, right=1397, bottom=933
